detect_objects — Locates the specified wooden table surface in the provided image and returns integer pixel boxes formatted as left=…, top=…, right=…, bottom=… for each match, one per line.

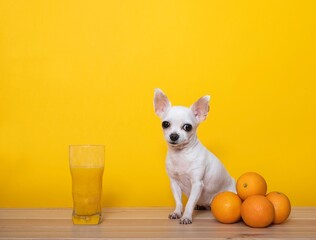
left=0, top=207, right=315, bottom=239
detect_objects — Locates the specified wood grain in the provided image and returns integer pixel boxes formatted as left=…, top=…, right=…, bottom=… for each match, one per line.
left=0, top=207, right=315, bottom=239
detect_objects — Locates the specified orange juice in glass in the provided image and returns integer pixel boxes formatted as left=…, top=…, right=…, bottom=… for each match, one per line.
left=69, top=145, right=104, bottom=224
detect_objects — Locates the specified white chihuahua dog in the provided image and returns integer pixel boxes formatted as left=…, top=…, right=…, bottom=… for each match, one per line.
left=154, top=88, right=236, bottom=224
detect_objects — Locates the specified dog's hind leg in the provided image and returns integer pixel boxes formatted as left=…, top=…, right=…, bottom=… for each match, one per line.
left=194, top=205, right=208, bottom=210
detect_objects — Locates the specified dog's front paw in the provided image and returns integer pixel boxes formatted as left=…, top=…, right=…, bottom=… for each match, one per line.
left=179, top=217, right=192, bottom=224
left=168, top=212, right=182, bottom=219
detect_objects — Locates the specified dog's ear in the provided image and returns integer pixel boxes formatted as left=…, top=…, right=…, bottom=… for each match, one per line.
left=154, top=88, right=171, bottom=118
left=190, top=95, right=211, bottom=123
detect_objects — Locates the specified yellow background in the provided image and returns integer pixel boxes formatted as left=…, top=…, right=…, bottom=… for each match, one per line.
left=0, top=0, right=315, bottom=207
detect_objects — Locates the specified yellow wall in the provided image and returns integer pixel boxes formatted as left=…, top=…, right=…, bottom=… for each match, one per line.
left=0, top=0, right=315, bottom=207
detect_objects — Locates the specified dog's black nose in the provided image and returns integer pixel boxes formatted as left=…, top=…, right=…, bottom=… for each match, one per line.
left=170, top=133, right=179, bottom=142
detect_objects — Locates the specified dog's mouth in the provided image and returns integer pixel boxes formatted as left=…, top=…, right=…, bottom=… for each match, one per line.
left=168, top=141, right=188, bottom=150
left=168, top=140, right=191, bottom=150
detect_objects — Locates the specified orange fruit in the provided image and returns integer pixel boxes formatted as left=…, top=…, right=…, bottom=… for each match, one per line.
left=211, top=191, right=242, bottom=224
left=241, top=195, right=275, bottom=228
left=266, top=191, right=291, bottom=224
left=236, top=172, right=267, bottom=200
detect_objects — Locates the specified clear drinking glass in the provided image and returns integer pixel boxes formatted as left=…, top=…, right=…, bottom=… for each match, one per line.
left=69, top=145, right=105, bottom=224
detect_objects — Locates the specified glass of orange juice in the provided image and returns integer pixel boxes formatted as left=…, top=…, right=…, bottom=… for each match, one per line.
left=69, top=145, right=105, bottom=225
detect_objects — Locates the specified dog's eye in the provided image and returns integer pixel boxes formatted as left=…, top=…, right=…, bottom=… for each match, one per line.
left=182, top=124, right=192, bottom=132
left=162, top=121, right=170, bottom=129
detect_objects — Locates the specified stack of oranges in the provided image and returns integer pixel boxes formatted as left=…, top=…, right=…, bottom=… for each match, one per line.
left=211, top=172, right=291, bottom=228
